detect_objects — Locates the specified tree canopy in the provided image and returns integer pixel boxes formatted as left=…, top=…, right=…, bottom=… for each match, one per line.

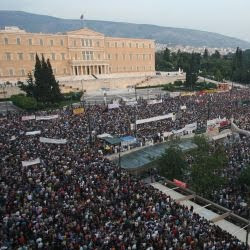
left=18, top=54, right=62, bottom=103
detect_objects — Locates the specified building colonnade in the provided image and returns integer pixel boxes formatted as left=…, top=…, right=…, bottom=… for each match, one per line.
left=72, top=65, right=110, bottom=76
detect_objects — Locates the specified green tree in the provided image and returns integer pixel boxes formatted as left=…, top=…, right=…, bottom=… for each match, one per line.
left=189, top=136, right=227, bottom=196
left=157, top=145, right=187, bottom=181
left=18, top=54, right=62, bottom=103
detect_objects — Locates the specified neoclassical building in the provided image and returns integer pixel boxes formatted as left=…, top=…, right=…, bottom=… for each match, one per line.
left=0, top=26, right=155, bottom=81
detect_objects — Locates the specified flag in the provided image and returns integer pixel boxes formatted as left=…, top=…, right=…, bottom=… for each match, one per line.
left=80, top=14, right=84, bottom=20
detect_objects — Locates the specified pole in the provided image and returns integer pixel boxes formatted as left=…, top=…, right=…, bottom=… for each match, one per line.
left=207, top=97, right=210, bottom=120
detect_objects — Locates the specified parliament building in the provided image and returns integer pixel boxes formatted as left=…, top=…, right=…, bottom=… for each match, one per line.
left=0, top=26, right=155, bottom=81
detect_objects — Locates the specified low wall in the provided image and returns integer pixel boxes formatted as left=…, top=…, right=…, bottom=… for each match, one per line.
left=231, top=121, right=250, bottom=137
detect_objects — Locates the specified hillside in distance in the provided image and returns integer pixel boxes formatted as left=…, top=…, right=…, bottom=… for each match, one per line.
left=0, top=11, right=249, bottom=49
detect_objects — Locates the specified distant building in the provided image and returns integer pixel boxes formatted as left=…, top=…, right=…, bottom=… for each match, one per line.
left=0, top=26, right=155, bottom=81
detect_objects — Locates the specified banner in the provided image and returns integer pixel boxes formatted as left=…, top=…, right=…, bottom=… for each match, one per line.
left=22, top=115, right=36, bottom=121
left=184, top=122, right=197, bottom=131
left=26, top=130, right=41, bottom=136
left=180, top=105, right=187, bottom=110
left=125, top=101, right=137, bottom=106
left=39, top=137, right=67, bottom=144
left=73, top=107, right=84, bottom=115
left=173, top=179, right=187, bottom=188
left=22, top=158, right=40, bottom=167
left=163, top=131, right=173, bottom=137
left=136, top=113, right=174, bottom=125
left=169, top=92, right=180, bottom=98
left=147, top=99, right=163, bottom=105
left=36, top=115, right=59, bottom=121
left=108, top=103, right=119, bottom=109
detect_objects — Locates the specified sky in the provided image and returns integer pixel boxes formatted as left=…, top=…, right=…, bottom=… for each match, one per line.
left=0, top=0, right=250, bottom=41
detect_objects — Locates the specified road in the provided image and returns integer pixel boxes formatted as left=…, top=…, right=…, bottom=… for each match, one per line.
left=0, top=101, right=21, bottom=114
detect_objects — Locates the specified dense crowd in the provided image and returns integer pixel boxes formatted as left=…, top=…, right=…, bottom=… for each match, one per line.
left=0, top=88, right=250, bottom=249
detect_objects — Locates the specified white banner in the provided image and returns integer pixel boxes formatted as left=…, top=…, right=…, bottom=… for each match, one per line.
left=136, top=113, right=174, bottom=125
left=169, top=92, right=180, bottom=98
left=126, top=101, right=137, bottom=106
left=180, top=105, right=187, bottom=110
left=22, top=158, right=40, bottom=167
left=108, top=103, right=120, bottom=109
left=36, top=115, right=59, bottom=121
left=184, top=122, right=197, bottom=131
left=163, top=131, right=173, bottom=137
left=10, top=135, right=16, bottom=141
left=26, top=130, right=41, bottom=136
left=172, top=128, right=185, bottom=134
left=147, top=99, right=163, bottom=105
left=39, top=137, right=67, bottom=144
left=22, top=115, right=36, bottom=121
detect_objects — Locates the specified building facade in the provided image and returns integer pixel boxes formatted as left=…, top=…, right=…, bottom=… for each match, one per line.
left=0, top=26, right=155, bottom=81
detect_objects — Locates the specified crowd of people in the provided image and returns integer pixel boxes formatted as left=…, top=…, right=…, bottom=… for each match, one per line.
left=0, top=87, right=250, bottom=249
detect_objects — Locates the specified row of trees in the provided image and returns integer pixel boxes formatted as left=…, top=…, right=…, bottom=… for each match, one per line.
left=156, top=47, right=250, bottom=85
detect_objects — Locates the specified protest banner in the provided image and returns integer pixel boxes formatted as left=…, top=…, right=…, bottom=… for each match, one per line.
left=22, top=158, right=41, bottom=167
left=39, top=137, right=67, bottom=144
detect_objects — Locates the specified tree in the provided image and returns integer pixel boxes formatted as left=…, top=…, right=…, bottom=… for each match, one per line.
left=18, top=54, right=63, bottom=103
left=157, top=144, right=187, bottom=181
left=186, top=53, right=200, bottom=89
left=203, top=48, right=209, bottom=59
left=189, top=136, right=227, bottom=196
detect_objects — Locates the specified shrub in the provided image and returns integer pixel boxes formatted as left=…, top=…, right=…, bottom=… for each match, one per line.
left=11, top=94, right=37, bottom=110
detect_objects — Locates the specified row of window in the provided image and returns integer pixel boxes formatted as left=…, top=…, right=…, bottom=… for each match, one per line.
left=1, top=68, right=68, bottom=77
left=2, top=37, right=153, bottom=49
left=107, top=53, right=153, bottom=60
left=2, top=52, right=154, bottom=61
left=106, top=41, right=152, bottom=49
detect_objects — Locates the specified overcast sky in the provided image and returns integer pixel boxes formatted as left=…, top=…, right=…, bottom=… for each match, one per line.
left=1, top=0, right=250, bottom=41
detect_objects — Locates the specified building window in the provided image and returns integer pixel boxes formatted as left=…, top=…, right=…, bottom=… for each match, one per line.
left=60, top=39, right=64, bottom=46
left=136, top=54, right=139, bottom=60
left=115, top=54, right=118, bottom=60
left=96, top=41, right=100, bottom=47
left=123, top=54, right=125, bottom=60
left=61, top=53, right=65, bottom=60
left=28, top=38, right=32, bottom=45
left=108, top=54, right=111, bottom=60
left=51, top=53, right=56, bottom=60
left=142, top=43, right=145, bottom=49
left=21, top=69, right=25, bottom=77
left=123, top=66, right=126, bottom=71
left=40, top=39, right=44, bottom=46
left=98, top=54, right=101, bottom=60
left=129, top=43, right=132, bottom=48
left=4, top=37, right=8, bottom=45
left=136, top=43, right=139, bottom=48
left=143, top=54, right=146, bottom=60
left=106, top=42, right=110, bottom=47
left=5, top=52, right=11, bottom=61
left=89, top=40, right=92, bottom=47
left=149, top=54, right=152, bottom=60
left=129, top=54, right=132, bottom=60
left=63, top=68, right=67, bottom=74
left=9, top=69, right=14, bottom=76
left=82, top=51, right=94, bottom=60
left=50, top=40, right=54, bottom=46
left=122, top=42, right=125, bottom=48
left=16, top=38, right=21, bottom=45
left=149, top=44, right=151, bottom=49
left=74, top=40, right=77, bottom=47
left=30, top=53, right=35, bottom=61
left=75, top=54, right=77, bottom=60
left=137, top=66, right=139, bottom=71
left=115, top=42, right=118, bottom=48
left=53, top=68, right=57, bottom=74
left=18, top=53, right=24, bottom=60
